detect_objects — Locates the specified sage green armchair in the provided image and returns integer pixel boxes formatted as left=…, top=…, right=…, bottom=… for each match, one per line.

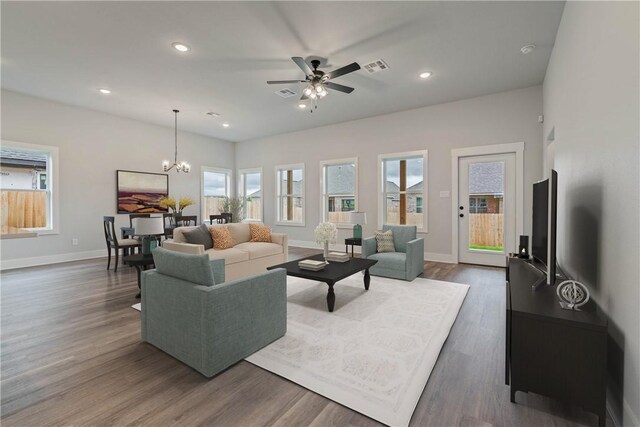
left=141, top=247, right=287, bottom=378
left=362, top=225, right=424, bottom=281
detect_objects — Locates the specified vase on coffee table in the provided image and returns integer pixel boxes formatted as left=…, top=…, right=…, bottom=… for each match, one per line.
left=323, top=241, right=330, bottom=260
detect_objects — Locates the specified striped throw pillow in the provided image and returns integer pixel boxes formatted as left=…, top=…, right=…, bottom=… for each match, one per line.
left=375, top=230, right=395, bottom=253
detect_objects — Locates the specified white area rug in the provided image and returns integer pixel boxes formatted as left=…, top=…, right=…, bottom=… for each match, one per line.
left=246, top=274, right=469, bottom=426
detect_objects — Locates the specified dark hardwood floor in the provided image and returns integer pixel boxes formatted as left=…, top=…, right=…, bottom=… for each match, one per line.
left=1, top=248, right=611, bottom=426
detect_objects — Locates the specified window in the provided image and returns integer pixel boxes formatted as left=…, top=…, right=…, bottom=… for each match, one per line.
left=275, top=163, right=304, bottom=226
left=201, top=166, right=231, bottom=220
left=0, top=140, right=59, bottom=233
left=320, top=158, right=357, bottom=226
left=239, top=168, right=262, bottom=221
left=379, top=150, right=428, bottom=230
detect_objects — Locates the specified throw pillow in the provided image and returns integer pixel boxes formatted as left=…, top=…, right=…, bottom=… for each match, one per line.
left=249, top=223, right=272, bottom=243
left=375, top=230, right=396, bottom=253
left=209, top=226, right=235, bottom=249
left=183, top=224, right=213, bottom=250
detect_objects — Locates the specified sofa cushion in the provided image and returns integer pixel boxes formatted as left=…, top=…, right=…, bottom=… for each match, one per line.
left=182, top=224, right=213, bottom=250
left=368, top=252, right=407, bottom=271
left=375, top=230, right=396, bottom=253
left=249, top=223, right=272, bottom=243
left=151, top=247, right=215, bottom=286
left=234, top=242, right=283, bottom=260
left=227, top=223, right=251, bottom=244
left=209, top=226, right=235, bottom=249
left=204, top=248, right=250, bottom=265
left=172, top=226, right=198, bottom=244
left=382, top=225, right=417, bottom=253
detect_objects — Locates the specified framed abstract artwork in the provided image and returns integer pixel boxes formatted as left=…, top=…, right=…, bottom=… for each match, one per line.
left=116, top=170, right=169, bottom=214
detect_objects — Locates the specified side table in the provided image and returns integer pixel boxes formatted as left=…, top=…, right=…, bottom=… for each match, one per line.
left=344, top=238, right=362, bottom=257
left=123, top=253, right=155, bottom=298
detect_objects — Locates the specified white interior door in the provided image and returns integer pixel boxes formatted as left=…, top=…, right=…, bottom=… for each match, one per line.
left=458, top=153, right=516, bottom=267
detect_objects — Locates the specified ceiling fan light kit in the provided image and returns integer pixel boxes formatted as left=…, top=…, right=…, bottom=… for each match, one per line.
left=267, top=57, right=360, bottom=113
left=162, top=109, right=190, bottom=173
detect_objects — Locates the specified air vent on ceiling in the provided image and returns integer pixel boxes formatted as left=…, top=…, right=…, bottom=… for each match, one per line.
left=276, top=88, right=297, bottom=98
left=363, top=59, right=389, bottom=73
left=206, top=112, right=221, bottom=118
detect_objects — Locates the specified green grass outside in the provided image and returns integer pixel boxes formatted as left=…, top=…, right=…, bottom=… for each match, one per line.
left=469, top=244, right=504, bottom=252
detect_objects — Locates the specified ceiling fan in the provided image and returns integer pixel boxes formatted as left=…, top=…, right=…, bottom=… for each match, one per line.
left=267, top=57, right=361, bottom=111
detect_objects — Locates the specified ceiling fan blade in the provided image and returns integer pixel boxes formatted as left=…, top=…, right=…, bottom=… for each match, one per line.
left=291, top=57, right=313, bottom=77
left=324, top=81, right=355, bottom=94
left=267, top=80, right=306, bottom=84
left=326, top=62, right=361, bottom=80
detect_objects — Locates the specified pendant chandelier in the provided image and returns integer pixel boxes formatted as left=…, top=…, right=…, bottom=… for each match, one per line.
left=162, top=109, right=190, bottom=173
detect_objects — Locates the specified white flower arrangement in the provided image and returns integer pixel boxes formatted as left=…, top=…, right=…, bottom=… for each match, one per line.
left=314, top=221, right=337, bottom=245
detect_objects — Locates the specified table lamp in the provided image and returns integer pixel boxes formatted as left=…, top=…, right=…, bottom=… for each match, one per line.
left=350, top=212, right=367, bottom=239
left=133, top=217, right=165, bottom=255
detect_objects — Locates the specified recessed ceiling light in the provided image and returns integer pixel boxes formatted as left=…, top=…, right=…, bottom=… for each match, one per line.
left=298, top=103, right=306, bottom=109
left=222, top=123, right=230, bottom=128
left=419, top=72, right=432, bottom=79
left=520, top=44, right=536, bottom=54
left=171, top=42, right=190, bottom=52
left=98, top=88, right=111, bottom=94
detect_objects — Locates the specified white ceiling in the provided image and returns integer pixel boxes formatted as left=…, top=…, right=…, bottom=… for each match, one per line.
left=1, top=1, right=565, bottom=142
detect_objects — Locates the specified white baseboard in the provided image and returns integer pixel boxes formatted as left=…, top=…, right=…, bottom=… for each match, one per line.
left=0, top=249, right=105, bottom=271
left=288, top=240, right=456, bottom=264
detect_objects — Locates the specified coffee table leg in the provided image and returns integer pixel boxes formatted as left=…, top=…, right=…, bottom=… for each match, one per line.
left=135, top=265, right=142, bottom=299
left=327, top=282, right=336, bottom=312
left=364, top=268, right=371, bottom=290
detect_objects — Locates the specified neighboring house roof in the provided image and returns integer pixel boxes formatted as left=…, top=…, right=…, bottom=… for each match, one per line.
left=246, top=189, right=261, bottom=198
left=468, top=162, right=504, bottom=195
left=385, top=180, right=423, bottom=192
left=0, top=148, right=47, bottom=168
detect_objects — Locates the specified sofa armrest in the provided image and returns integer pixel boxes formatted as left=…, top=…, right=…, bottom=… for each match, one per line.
left=209, top=259, right=225, bottom=284
left=271, top=232, right=288, bottom=260
left=362, top=237, right=377, bottom=258
left=162, top=239, right=205, bottom=255
left=406, top=238, right=425, bottom=279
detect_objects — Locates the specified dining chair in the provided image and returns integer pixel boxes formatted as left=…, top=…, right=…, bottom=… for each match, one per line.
left=209, top=214, right=225, bottom=224
left=179, top=215, right=198, bottom=226
left=221, top=212, right=233, bottom=223
left=103, top=216, right=141, bottom=272
left=129, top=213, right=151, bottom=228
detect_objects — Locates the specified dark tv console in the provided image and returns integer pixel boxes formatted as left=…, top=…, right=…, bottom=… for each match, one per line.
left=506, top=256, right=608, bottom=427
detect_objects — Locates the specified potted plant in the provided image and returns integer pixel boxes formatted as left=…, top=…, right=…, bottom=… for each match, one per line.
left=160, top=196, right=194, bottom=225
left=218, top=197, right=245, bottom=223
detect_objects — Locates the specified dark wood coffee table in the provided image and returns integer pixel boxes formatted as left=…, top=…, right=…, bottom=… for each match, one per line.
left=268, top=254, right=377, bottom=312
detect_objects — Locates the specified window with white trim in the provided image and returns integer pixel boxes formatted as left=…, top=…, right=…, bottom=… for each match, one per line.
left=0, top=141, right=58, bottom=234
left=321, top=158, right=357, bottom=226
left=239, top=168, right=262, bottom=221
left=275, top=164, right=304, bottom=226
left=201, top=166, right=231, bottom=220
left=379, top=150, right=428, bottom=230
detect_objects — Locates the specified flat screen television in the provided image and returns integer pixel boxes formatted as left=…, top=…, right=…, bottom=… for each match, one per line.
left=532, top=169, right=557, bottom=285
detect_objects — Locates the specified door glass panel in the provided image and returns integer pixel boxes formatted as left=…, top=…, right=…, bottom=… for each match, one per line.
left=468, top=161, right=504, bottom=252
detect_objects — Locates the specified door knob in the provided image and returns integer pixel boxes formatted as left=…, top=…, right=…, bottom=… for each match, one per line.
left=459, top=213, right=464, bottom=218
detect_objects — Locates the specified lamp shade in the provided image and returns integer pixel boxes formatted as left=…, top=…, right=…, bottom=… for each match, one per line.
left=133, top=217, right=165, bottom=236
left=350, top=212, right=367, bottom=225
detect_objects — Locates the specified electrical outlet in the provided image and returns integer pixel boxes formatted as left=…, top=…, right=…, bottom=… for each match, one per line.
left=72, top=238, right=78, bottom=246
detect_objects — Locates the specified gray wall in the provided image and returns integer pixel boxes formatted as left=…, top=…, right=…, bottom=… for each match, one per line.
left=543, top=2, right=640, bottom=426
left=236, top=85, right=544, bottom=259
left=0, top=90, right=235, bottom=266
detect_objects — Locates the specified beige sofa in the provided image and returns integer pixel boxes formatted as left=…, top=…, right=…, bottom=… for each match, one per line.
left=162, top=223, right=288, bottom=281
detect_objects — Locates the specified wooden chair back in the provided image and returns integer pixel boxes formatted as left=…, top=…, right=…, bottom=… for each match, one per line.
left=103, top=216, right=117, bottom=246
left=179, top=215, right=198, bottom=226
left=221, top=212, right=233, bottom=223
left=210, top=215, right=225, bottom=224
